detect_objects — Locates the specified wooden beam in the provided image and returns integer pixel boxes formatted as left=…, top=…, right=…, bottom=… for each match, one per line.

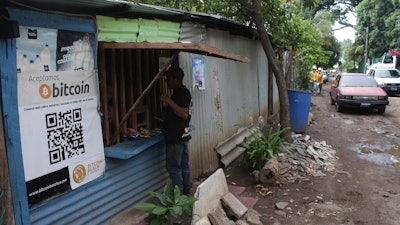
left=98, top=48, right=110, bottom=145
left=111, top=49, right=120, bottom=144
left=99, top=42, right=250, bottom=63
left=110, top=53, right=178, bottom=145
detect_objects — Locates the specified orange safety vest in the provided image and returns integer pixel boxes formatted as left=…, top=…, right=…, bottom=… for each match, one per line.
left=316, top=72, right=323, bottom=83
left=309, top=71, right=316, bottom=82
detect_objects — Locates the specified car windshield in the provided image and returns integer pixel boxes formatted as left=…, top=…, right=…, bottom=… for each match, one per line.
left=374, top=69, right=400, bottom=78
left=339, top=75, right=378, bottom=87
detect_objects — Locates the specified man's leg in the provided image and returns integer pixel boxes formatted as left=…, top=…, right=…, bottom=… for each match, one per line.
left=313, top=82, right=317, bottom=94
left=165, top=144, right=183, bottom=193
left=180, top=142, right=192, bottom=195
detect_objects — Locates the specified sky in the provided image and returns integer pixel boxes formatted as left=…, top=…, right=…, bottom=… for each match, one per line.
left=333, top=25, right=356, bottom=42
left=333, top=12, right=357, bottom=42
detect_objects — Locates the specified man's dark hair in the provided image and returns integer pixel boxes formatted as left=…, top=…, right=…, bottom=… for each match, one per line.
left=165, top=66, right=184, bottom=80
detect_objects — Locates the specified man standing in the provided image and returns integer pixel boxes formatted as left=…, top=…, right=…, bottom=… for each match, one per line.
left=309, top=66, right=317, bottom=94
left=160, top=66, right=192, bottom=195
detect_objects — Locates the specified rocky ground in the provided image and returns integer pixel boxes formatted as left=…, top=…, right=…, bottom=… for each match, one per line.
left=224, top=83, right=400, bottom=225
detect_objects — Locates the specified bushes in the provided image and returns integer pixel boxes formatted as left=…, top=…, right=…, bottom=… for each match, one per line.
left=134, top=180, right=197, bottom=225
left=238, top=126, right=291, bottom=172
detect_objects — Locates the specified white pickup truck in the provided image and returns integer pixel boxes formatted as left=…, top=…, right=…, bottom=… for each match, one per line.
left=367, top=67, right=400, bottom=96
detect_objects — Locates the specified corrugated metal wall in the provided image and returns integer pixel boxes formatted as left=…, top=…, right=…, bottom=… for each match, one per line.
left=180, top=22, right=207, bottom=43
left=178, top=29, right=277, bottom=178
left=29, top=143, right=168, bottom=225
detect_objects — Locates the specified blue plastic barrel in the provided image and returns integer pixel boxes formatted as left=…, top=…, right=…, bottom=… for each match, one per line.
left=288, top=89, right=311, bottom=133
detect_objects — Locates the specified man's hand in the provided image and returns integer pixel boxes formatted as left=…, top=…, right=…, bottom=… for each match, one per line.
left=160, top=94, right=171, bottom=105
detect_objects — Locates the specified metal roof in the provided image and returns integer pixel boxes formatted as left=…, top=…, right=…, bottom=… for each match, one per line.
left=3, top=0, right=255, bottom=37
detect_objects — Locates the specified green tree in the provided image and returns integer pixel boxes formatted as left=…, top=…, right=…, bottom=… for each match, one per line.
left=341, top=38, right=363, bottom=72
left=301, top=0, right=361, bottom=26
left=384, top=0, right=400, bottom=49
left=294, top=19, right=328, bottom=86
left=355, top=0, right=398, bottom=58
left=233, top=0, right=292, bottom=140
left=311, top=10, right=341, bottom=69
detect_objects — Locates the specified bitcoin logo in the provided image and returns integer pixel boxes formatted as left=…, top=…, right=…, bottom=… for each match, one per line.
left=72, top=164, right=86, bottom=183
left=39, top=84, right=51, bottom=99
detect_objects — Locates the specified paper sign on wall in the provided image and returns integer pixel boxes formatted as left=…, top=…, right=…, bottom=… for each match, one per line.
left=192, top=57, right=205, bottom=90
left=16, top=26, right=105, bottom=206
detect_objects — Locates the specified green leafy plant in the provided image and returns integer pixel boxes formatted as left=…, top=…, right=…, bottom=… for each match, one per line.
left=134, top=179, right=197, bottom=225
left=238, top=127, right=291, bottom=172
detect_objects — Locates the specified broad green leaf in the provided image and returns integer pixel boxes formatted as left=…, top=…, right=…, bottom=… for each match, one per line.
left=163, top=179, right=174, bottom=199
left=150, top=192, right=173, bottom=206
left=173, top=185, right=181, bottom=204
left=151, top=206, right=168, bottom=215
left=171, top=205, right=183, bottom=217
left=134, top=202, right=157, bottom=212
left=176, top=196, right=198, bottom=206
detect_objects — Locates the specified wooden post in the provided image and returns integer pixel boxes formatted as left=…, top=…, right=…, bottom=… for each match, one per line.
left=0, top=104, right=15, bottom=224
left=110, top=53, right=178, bottom=145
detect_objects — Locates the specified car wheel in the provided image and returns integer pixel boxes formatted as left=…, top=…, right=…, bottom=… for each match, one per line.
left=336, top=101, right=343, bottom=112
left=377, top=106, right=386, bottom=114
left=330, top=95, right=335, bottom=105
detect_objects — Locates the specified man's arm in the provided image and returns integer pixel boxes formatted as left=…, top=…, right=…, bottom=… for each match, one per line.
left=160, top=94, right=190, bottom=119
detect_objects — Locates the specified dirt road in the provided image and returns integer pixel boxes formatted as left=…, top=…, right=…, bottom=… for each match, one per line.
left=225, top=83, right=400, bottom=225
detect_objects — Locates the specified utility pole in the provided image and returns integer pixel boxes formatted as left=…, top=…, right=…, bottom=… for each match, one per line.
left=364, top=27, right=369, bottom=73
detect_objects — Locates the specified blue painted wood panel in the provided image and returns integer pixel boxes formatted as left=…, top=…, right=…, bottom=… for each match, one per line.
left=105, top=135, right=164, bottom=159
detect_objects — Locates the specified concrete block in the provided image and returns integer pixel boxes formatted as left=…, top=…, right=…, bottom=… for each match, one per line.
left=208, top=205, right=235, bottom=225
left=245, top=209, right=262, bottom=225
left=191, top=168, right=229, bottom=224
left=193, top=217, right=212, bottom=225
left=221, top=192, right=248, bottom=219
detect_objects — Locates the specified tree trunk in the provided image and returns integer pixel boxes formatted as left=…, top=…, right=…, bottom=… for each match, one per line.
left=237, top=0, right=292, bottom=142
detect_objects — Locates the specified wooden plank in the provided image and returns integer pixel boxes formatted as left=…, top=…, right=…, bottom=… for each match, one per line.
left=111, top=49, right=120, bottom=144
left=126, top=49, right=135, bottom=129
left=136, top=50, right=143, bottom=101
left=119, top=49, right=127, bottom=133
left=99, top=42, right=250, bottom=63
left=0, top=104, right=15, bottom=224
left=98, top=48, right=111, bottom=146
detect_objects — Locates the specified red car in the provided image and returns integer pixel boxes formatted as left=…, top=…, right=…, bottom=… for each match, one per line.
left=329, top=73, right=389, bottom=113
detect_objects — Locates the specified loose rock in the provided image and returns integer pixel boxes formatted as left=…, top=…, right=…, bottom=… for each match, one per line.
left=272, top=133, right=337, bottom=184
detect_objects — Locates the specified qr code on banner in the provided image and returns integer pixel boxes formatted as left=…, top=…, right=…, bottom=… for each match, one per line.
left=46, top=108, right=85, bottom=164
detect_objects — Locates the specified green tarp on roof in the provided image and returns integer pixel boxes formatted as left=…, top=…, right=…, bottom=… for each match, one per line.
left=97, top=15, right=180, bottom=43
